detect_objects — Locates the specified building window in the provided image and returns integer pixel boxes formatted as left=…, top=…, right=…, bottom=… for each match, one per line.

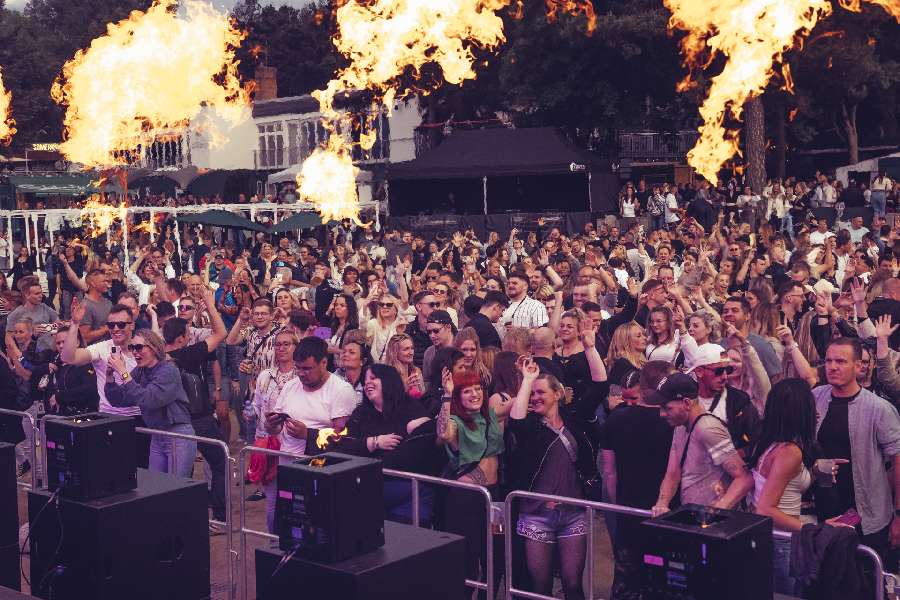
left=257, top=122, right=284, bottom=168
left=351, top=108, right=390, bottom=162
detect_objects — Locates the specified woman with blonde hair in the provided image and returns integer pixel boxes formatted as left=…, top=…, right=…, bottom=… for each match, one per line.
left=365, top=293, right=407, bottom=362
left=606, top=321, right=647, bottom=387
left=646, top=306, right=679, bottom=363
left=384, top=333, right=425, bottom=398
left=454, top=327, right=492, bottom=386
left=750, top=302, right=786, bottom=365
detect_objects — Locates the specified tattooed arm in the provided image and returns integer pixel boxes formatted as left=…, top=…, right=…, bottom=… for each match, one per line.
left=436, top=368, right=457, bottom=448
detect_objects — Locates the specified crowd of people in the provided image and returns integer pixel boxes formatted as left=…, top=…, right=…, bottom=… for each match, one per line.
left=1, top=172, right=899, bottom=598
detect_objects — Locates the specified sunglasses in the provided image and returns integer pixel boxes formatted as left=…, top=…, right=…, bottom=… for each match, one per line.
left=107, top=321, right=132, bottom=330
left=426, top=327, right=445, bottom=335
left=379, top=303, right=395, bottom=308
left=425, top=275, right=438, bottom=281
left=706, top=365, right=735, bottom=376
left=420, top=301, right=440, bottom=308
left=433, top=289, right=448, bottom=294
left=179, top=305, right=195, bottom=311
left=127, top=343, right=146, bottom=352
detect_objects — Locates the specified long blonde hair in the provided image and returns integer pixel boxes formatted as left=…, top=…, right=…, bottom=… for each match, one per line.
left=606, top=321, right=647, bottom=369
left=454, top=327, right=492, bottom=385
left=375, top=293, right=402, bottom=327
left=384, top=333, right=418, bottom=387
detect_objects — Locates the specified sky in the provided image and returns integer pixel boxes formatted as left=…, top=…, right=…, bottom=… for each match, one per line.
left=5, top=0, right=310, bottom=12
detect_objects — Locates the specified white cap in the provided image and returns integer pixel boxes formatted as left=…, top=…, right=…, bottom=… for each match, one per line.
left=685, top=343, right=730, bottom=373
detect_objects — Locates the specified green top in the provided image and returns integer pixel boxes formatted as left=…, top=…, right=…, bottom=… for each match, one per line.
left=446, top=408, right=504, bottom=470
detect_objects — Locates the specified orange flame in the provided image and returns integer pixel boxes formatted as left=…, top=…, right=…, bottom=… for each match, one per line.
left=51, top=0, right=251, bottom=167
left=788, top=107, right=799, bottom=121
left=545, top=0, right=597, bottom=34
left=316, top=426, right=349, bottom=449
left=0, top=67, right=14, bottom=145
left=298, top=0, right=595, bottom=222
left=81, top=196, right=128, bottom=238
left=667, top=0, right=900, bottom=183
left=132, top=221, right=159, bottom=236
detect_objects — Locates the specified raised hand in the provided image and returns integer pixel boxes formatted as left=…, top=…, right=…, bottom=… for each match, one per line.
left=518, top=356, right=540, bottom=381
left=70, top=297, right=87, bottom=324
left=850, top=278, right=867, bottom=305
left=775, top=324, right=794, bottom=346
left=441, top=367, right=454, bottom=396
left=579, top=322, right=596, bottom=348
left=875, top=315, right=898, bottom=340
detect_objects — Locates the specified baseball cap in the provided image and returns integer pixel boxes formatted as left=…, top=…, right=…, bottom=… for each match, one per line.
left=645, top=373, right=699, bottom=406
left=685, top=343, right=730, bottom=374
left=426, top=310, right=453, bottom=326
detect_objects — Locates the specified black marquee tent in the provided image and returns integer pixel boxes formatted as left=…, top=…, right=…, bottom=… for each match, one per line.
left=386, top=127, right=618, bottom=215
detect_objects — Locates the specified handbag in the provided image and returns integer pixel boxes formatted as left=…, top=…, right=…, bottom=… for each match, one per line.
left=247, top=436, right=281, bottom=485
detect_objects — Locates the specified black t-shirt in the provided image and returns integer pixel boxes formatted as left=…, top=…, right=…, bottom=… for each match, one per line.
left=60, top=256, right=85, bottom=293
left=534, top=356, right=566, bottom=384
left=467, top=313, right=501, bottom=350
left=552, top=351, right=591, bottom=400
left=600, top=404, right=674, bottom=509
left=168, top=341, right=209, bottom=381
left=816, top=391, right=858, bottom=519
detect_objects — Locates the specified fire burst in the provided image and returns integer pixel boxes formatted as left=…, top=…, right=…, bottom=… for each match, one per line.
left=668, top=0, right=900, bottom=183
left=0, top=67, right=14, bottom=145
left=299, top=0, right=596, bottom=222
left=51, top=0, right=250, bottom=168
left=81, top=196, right=128, bottom=238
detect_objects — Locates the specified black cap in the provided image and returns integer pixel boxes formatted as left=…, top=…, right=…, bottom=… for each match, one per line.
left=645, top=373, right=698, bottom=406
left=426, top=310, right=453, bottom=326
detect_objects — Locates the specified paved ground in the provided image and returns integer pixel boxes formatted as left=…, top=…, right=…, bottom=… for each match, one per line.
left=14, top=424, right=616, bottom=599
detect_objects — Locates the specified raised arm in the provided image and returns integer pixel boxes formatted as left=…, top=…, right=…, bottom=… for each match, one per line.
left=510, top=357, right=539, bottom=421
left=61, top=298, right=93, bottom=366
left=200, top=289, right=227, bottom=350
left=225, top=307, right=251, bottom=346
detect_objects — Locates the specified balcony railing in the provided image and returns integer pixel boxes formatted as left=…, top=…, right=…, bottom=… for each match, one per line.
left=617, top=131, right=699, bottom=162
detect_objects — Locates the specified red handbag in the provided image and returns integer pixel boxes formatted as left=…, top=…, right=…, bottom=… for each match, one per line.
left=246, top=436, right=281, bottom=485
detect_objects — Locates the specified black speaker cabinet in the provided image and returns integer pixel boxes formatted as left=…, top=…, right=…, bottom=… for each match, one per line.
left=256, top=520, right=465, bottom=600
left=640, top=504, right=773, bottom=600
left=275, top=452, right=384, bottom=562
left=0, top=444, right=17, bottom=591
left=27, top=469, right=209, bottom=600
left=44, top=413, right=137, bottom=501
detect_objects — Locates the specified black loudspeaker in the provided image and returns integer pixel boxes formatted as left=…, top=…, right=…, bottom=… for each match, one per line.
left=275, top=452, right=384, bottom=562
left=640, top=504, right=773, bottom=600
left=256, top=521, right=465, bottom=600
left=45, top=414, right=137, bottom=501
left=0, top=444, right=18, bottom=591
left=28, top=469, right=209, bottom=600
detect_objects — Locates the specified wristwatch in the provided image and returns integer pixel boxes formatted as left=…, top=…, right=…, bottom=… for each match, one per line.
left=120, top=371, right=131, bottom=382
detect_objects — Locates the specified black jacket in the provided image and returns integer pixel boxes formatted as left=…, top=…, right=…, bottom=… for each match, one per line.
left=791, top=523, right=866, bottom=600
left=31, top=357, right=99, bottom=416
left=467, top=313, right=502, bottom=350
left=405, top=319, right=431, bottom=370
left=506, top=382, right=604, bottom=495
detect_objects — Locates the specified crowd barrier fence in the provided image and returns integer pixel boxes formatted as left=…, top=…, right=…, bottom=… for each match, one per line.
left=504, top=489, right=886, bottom=600
left=0, top=407, right=38, bottom=489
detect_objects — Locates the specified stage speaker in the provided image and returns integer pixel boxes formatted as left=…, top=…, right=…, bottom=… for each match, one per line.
left=0, top=444, right=18, bottom=591
left=45, top=414, right=137, bottom=501
left=256, top=520, right=465, bottom=600
left=0, top=586, right=38, bottom=600
left=640, top=504, right=773, bottom=600
left=275, top=452, right=384, bottom=562
left=28, top=469, right=209, bottom=600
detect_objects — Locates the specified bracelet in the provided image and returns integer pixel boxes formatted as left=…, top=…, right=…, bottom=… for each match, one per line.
left=374, top=436, right=379, bottom=450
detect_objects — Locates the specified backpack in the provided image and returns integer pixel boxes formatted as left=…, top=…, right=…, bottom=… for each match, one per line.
left=180, top=370, right=210, bottom=418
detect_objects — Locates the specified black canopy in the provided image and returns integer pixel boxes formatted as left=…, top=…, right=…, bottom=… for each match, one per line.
left=177, top=210, right=268, bottom=232
left=387, top=127, right=608, bottom=180
left=270, top=212, right=333, bottom=233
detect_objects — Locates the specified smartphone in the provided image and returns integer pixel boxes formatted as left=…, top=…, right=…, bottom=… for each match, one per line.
left=111, top=346, right=118, bottom=354
left=834, top=508, right=861, bottom=528
left=267, top=412, right=291, bottom=424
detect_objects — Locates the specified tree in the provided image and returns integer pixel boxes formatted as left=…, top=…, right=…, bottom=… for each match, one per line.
left=744, top=97, right=765, bottom=192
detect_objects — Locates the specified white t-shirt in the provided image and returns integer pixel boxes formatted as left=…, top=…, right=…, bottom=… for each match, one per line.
left=89, top=340, right=139, bottom=416
left=273, top=373, right=358, bottom=455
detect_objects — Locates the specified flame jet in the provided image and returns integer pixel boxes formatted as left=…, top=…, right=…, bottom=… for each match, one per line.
left=51, top=0, right=251, bottom=168
left=298, top=0, right=596, bottom=223
left=667, top=0, right=900, bottom=183
left=0, top=67, right=14, bottom=145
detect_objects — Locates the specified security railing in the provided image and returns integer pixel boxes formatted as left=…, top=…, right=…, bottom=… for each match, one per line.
left=0, top=407, right=38, bottom=489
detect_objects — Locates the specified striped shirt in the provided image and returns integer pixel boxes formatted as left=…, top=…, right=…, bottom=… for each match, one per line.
left=669, top=414, right=738, bottom=507
left=501, top=296, right=548, bottom=331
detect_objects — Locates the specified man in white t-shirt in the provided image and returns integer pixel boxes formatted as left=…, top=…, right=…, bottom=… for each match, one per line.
left=266, top=336, right=358, bottom=457
left=61, top=299, right=147, bottom=465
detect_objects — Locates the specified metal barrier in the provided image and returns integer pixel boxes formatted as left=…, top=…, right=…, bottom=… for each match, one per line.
left=382, top=467, right=494, bottom=595
left=0, top=407, right=38, bottom=489
left=504, top=490, right=889, bottom=600
left=236, top=447, right=496, bottom=599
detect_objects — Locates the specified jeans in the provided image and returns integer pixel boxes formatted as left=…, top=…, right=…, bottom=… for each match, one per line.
left=191, top=414, right=227, bottom=521
left=383, top=478, right=434, bottom=526
left=872, top=191, right=887, bottom=218
left=650, top=214, right=665, bottom=232
left=149, top=423, right=197, bottom=478
left=772, top=535, right=796, bottom=595
left=58, top=290, right=75, bottom=320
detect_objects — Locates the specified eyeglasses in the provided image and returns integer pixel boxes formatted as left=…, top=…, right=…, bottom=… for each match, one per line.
left=251, top=312, right=271, bottom=318
left=107, top=321, right=132, bottom=330
left=433, top=288, right=448, bottom=295
left=426, top=327, right=445, bottom=335
left=420, top=301, right=440, bottom=308
left=379, top=303, right=395, bottom=308
left=127, top=343, right=146, bottom=352
left=179, top=305, right=195, bottom=311
left=706, top=365, right=735, bottom=376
